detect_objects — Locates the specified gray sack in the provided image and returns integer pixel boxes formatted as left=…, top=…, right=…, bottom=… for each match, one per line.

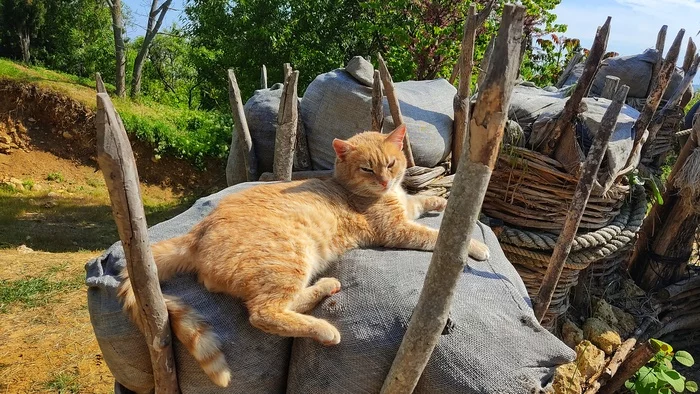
left=86, top=182, right=574, bottom=393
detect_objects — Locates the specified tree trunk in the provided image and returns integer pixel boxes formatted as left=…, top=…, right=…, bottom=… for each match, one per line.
left=19, top=31, right=30, bottom=63
left=130, top=0, right=173, bottom=98
left=108, top=0, right=127, bottom=97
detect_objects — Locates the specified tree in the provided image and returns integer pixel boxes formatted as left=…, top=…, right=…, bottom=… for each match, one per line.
left=0, top=0, right=46, bottom=63
left=130, top=0, right=173, bottom=98
left=106, top=0, right=127, bottom=96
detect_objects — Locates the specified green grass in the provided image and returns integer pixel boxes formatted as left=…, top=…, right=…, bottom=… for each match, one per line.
left=46, top=172, right=65, bottom=183
left=0, top=58, right=232, bottom=168
left=0, top=274, right=83, bottom=313
left=44, top=371, right=82, bottom=393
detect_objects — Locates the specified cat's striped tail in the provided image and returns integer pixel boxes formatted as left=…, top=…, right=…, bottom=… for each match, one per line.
left=117, top=234, right=232, bottom=388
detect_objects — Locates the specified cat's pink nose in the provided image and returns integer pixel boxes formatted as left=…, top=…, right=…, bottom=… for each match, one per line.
left=379, top=179, right=388, bottom=188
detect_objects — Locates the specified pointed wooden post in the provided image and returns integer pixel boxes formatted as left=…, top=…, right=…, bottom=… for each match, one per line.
left=261, top=65, right=268, bottom=89
left=476, top=35, right=496, bottom=90
left=683, top=38, right=696, bottom=72
left=534, top=84, right=630, bottom=322
left=371, top=70, right=384, bottom=132
left=96, top=92, right=179, bottom=394
left=555, top=52, right=584, bottom=89
left=451, top=4, right=478, bottom=173
left=379, top=6, right=525, bottom=393
left=649, top=25, right=668, bottom=87
left=273, top=70, right=299, bottom=181
left=377, top=53, right=415, bottom=167
left=601, top=75, right=620, bottom=100
left=96, top=72, right=107, bottom=94
left=226, top=69, right=257, bottom=185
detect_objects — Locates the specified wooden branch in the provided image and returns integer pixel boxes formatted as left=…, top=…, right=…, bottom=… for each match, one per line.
left=371, top=70, right=384, bottom=132
left=261, top=64, right=268, bottom=89
left=226, top=69, right=257, bottom=185
left=649, top=25, right=668, bottom=86
left=641, top=53, right=700, bottom=161
left=95, top=93, right=179, bottom=393
left=540, top=17, right=611, bottom=156
left=624, top=29, right=684, bottom=169
left=96, top=72, right=107, bottom=94
left=272, top=70, right=299, bottom=181
left=599, top=341, right=655, bottom=394
left=476, top=35, right=496, bottom=90
left=451, top=4, right=478, bottom=173
left=379, top=6, right=525, bottom=393
left=683, top=38, right=696, bottom=72
left=377, top=53, right=415, bottom=167
left=283, top=63, right=292, bottom=82
left=258, top=169, right=333, bottom=181
left=293, top=110, right=312, bottom=171
left=658, top=276, right=700, bottom=300
left=534, top=84, right=630, bottom=322
left=555, top=52, right=584, bottom=88
left=448, top=0, right=495, bottom=85
left=601, top=75, right=620, bottom=100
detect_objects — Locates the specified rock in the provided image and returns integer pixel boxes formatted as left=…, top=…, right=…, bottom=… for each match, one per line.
left=62, top=132, right=73, bottom=139
left=562, top=319, right=584, bottom=349
left=575, top=340, right=606, bottom=380
left=611, top=305, right=637, bottom=338
left=345, top=56, right=374, bottom=87
left=622, top=279, right=646, bottom=298
left=593, top=299, right=619, bottom=328
left=32, top=183, right=43, bottom=191
left=583, top=317, right=622, bottom=355
left=43, top=201, right=58, bottom=208
left=47, top=192, right=60, bottom=198
left=28, top=117, right=36, bottom=122
left=8, top=177, right=24, bottom=191
left=551, top=362, right=583, bottom=394
left=17, top=244, right=34, bottom=254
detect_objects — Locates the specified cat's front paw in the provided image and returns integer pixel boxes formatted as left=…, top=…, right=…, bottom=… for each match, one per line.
left=468, top=239, right=490, bottom=261
left=315, top=320, right=341, bottom=346
left=315, top=277, right=342, bottom=295
left=425, top=196, right=447, bottom=212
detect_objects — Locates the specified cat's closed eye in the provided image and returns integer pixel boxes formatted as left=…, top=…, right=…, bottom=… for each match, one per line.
left=387, top=159, right=396, bottom=168
left=360, top=167, right=373, bottom=173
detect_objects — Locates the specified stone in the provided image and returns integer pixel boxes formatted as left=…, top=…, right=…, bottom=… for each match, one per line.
left=47, top=192, right=60, bottom=198
left=551, top=362, right=583, bottom=394
left=62, top=132, right=73, bottom=139
left=345, top=56, right=374, bottom=87
left=583, top=317, right=622, bottom=355
left=611, top=305, right=637, bottom=338
left=17, top=244, right=34, bottom=254
left=575, top=340, right=606, bottom=380
left=593, top=299, right=619, bottom=328
left=562, top=319, right=584, bottom=349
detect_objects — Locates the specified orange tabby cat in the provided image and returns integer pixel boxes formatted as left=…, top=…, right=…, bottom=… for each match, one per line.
left=118, top=124, right=489, bottom=387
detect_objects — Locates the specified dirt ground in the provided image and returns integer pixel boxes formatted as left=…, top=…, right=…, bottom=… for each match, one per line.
left=0, top=121, right=219, bottom=392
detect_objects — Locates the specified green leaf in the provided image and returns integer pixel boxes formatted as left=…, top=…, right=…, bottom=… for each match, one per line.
left=659, top=388, right=672, bottom=394
left=625, top=380, right=635, bottom=390
left=687, top=381, right=698, bottom=393
left=659, top=369, right=685, bottom=392
left=651, top=338, right=673, bottom=354
left=675, top=350, right=695, bottom=367
left=648, top=177, right=664, bottom=205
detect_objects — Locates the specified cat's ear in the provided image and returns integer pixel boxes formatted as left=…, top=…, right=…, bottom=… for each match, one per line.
left=333, top=138, right=355, bottom=160
left=385, top=124, right=406, bottom=150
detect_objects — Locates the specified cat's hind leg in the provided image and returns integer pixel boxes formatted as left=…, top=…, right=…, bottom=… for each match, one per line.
left=290, top=277, right=341, bottom=313
left=247, top=297, right=341, bottom=345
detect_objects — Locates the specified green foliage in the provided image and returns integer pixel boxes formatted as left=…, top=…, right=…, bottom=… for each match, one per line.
left=520, top=33, right=581, bottom=87
left=0, top=0, right=46, bottom=61
left=44, top=371, right=81, bottom=393
left=46, top=172, right=65, bottom=183
left=626, top=339, right=697, bottom=394
left=0, top=275, right=82, bottom=313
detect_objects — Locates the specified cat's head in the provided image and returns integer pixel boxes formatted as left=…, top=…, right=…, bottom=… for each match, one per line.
left=332, top=125, right=408, bottom=197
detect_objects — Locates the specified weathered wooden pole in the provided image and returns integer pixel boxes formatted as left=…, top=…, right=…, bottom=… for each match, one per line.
left=533, top=84, right=630, bottom=322
left=476, top=35, right=496, bottom=90
left=379, top=5, right=524, bottom=393
left=377, top=53, right=415, bottom=167
left=226, top=69, right=257, bottom=185
left=539, top=17, right=611, bottom=156
left=261, top=65, right=268, bottom=89
left=451, top=4, right=478, bottom=173
left=371, top=70, right=384, bottom=132
left=283, top=63, right=292, bottom=82
left=96, top=72, right=107, bottom=94
left=447, top=0, right=495, bottom=85
left=683, top=38, right=696, bottom=72
left=96, top=93, right=179, bottom=394
left=601, top=75, right=620, bottom=100
left=623, top=29, right=684, bottom=169
left=272, top=70, right=299, bottom=181
left=555, top=52, right=584, bottom=89
left=649, top=25, right=668, bottom=86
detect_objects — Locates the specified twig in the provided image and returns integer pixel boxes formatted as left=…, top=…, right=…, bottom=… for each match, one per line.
left=448, top=0, right=495, bottom=85
left=273, top=70, right=299, bottom=181
left=379, top=5, right=525, bottom=393
left=226, top=69, right=257, bottom=185
left=377, top=53, right=415, bottom=167
left=371, top=70, right=384, bottom=132
left=451, top=4, right=478, bottom=172
left=598, top=341, right=655, bottom=394
left=261, top=64, right=268, bottom=89
left=534, top=84, right=630, bottom=321
left=96, top=93, right=179, bottom=394
left=539, top=17, right=611, bottom=156
left=601, top=75, right=619, bottom=100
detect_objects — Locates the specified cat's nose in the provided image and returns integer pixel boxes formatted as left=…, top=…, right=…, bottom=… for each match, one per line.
left=379, top=179, right=389, bottom=188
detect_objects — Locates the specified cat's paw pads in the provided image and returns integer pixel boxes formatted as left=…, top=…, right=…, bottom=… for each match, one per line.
left=427, top=197, right=447, bottom=212
left=316, top=277, right=342, bottom=295
left=469, top=241, right=490, bottom=261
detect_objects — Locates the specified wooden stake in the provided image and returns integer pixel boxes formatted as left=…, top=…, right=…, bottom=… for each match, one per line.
left=377, top=53, right=415, bottom=167
left=226, top=69, right=257, bottom=185
left=293, top=112, right=312, bottom=171
left=624, top=29, right=685, bottom=169
left=96, top=72, right=107, bottom=94
left=273, top=70, right=299, bottom=181
left=261, top=65, right=268, bottom=89
left=540, top=17, right=611, bottom=156
left=683, top=38, right=696, bottom=72
left=448, top=0, right=495, bottom=85
left=371, top=70, right=384, bottom=132
left=476, top=35, right=496, bottom=90
left=96, top=93, right=179, bottom=394
left=534, top=84, right=630, bottom=322
left=283, top=63, right=292, bottom=82
left=601, top=75, right=620, bottom=100
left=649, top=25, right=668, bottom=86
left=451, top=4, right=478, bottom=173
left=259, top=169, right=332, bottom=181
left=555, top=52, right=584, bottom=89
left=599, top=341, right=655, bottom=394
left=379, top=6, right=524, bottom=393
